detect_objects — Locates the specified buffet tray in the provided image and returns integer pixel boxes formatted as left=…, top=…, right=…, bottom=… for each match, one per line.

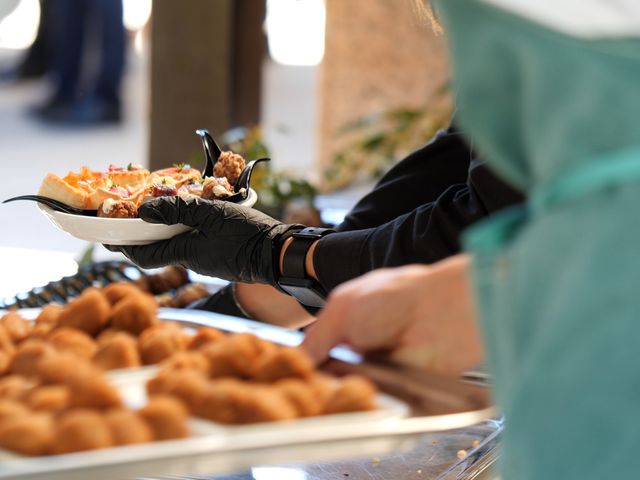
left=0, top=308, right=495, bottom=480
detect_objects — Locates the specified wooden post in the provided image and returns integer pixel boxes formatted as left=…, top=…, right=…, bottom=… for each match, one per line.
left=149, top=0, right=265, bottom=171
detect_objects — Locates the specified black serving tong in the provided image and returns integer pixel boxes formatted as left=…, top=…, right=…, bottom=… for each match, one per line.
left=2, top=195, right=98, bottom=216
left=195, top=128, right=270, bottom=203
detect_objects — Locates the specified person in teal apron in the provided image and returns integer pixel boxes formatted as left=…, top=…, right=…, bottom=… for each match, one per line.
left=432, top=0, right=640, bottom=478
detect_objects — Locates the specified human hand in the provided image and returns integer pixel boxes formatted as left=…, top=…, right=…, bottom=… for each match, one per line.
left=301, top=255, right=483, bottom=377
left=107, top=196, right=302, bottom=284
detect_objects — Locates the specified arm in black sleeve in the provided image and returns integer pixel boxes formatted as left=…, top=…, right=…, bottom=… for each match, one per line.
left=337, top=127, right=473, bottom=232
left=314, top=160, right=524, bottom=291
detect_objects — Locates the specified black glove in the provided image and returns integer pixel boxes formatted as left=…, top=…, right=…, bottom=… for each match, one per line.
left=107, top=196, right=303, bottom=285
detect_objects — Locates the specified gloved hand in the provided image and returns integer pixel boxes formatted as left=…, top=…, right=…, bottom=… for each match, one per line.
left=106, top=196, right=303, bottom=285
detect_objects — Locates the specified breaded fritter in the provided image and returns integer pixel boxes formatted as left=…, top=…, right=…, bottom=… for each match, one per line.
left=323, top=375, right=378, bottom=414
left=233, top=384, right=297, bottom=424
left=0, top=375, right=33, bottom=400
left=138, top=325, right=187, bottom=365
left=214, top=151, right=245, bottom=185
left=24, top=385, right=70, bottom=413
left=159, top=350, right=209, bottom=373
left=35, top=304, right=64, bottom=326
left=58, top=288, right=111, bottom=336
left=0, top=324, right=15, bottom=354
left=1, top=311, right=32, bottom=343
left=202, top=333, right=272, bottom=379
left=0, top=412, right=54, bottom=456
left=139, top=395, right=189, bottom=440
left=52, top=409, right=114, bottom=454
left=102, top=282, right=145, bottom=306
left=92, top=332, right=141, bottom=370
left=187, top=327, right=225, bottom=351
left=48, top=327, right=98, bottom=359
left=0, top=399, right=30, bottom=425
left=275, top=378, right=323, bottom=417
left=105, top=409, right=153, bottom=445
left=252, top=347, right=314, bottom=383
left=110, top=292, right=158, bottom=335
left=147, top=368, right=209, bottom=414
left=9, top=339, right=56, bottom=378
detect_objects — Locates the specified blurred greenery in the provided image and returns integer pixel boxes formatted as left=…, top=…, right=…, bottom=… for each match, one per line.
left=323, top=85, right=452, bottom=191
left=221, top=127, right=317, bottom=219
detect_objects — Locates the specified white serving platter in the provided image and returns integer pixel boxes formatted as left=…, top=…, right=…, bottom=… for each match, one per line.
left=0, top=308, right=495, bottom=480
left=38, top=188, right=258, bottom=246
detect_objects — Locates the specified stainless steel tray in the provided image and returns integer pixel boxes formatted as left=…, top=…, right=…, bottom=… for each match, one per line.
left=0, top=308, right=496, bottom=480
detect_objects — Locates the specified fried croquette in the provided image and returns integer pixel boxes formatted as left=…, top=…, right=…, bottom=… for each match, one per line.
left=195, top=379, right=249, bottom=423
left=52, top=409, right=114, bottom=454
left=1, top=311, right=32, bottom=343
left=138, top=325, right=187, bottom=365
left=172, top=283, right=209, bottom=307
left=66, top=368, right=122, bottom=409
left=97, top=199, right=138, bottom=218
left=58, top=288, right=111, bottom=336
left=147, top=368, right=209, bottom=414
left=92, top=332, right=141, bottom=370
left=102, top=282, right=145, bottom=306
left=0, top=399, right=29, bottom=425
left=139, top=395, right=189, bottom=440
left=233, top=385, right=297, bottom=424
left=110, top=293, right=158, bottom=335
left=0, top=324, right=15, bottom=354
left=214, top=151, right=245, bottom=185
left=0, top=413, right=54, bottom=456
left=24, top=385, right=70, bottom=413
left=202, top=333, right=272, bottom=379
left=252, top=347, right=314, bottom=383
left=202, top=176, right=234, bottom=199
left=159, top=351, right=209, bottom=373
left=36, top=352, right=122, bottom=408
left=9, top=340, right=56, bottom=377
left=29, top=322, right=55, bottom=339
left=0, top=350, right=10, bottom=375
left=0, top=375, right=33, bottom=400
left=105, top=409, right=153, bottom=445
left=324, top=376, right=378, bottom=414
left=36, top=351, right=93, bottom=385
left=275, top=378, right=323, bottom=417
left=144, top=266, right=189, bottom=294
left=187, top=327, right=225, bottom=351
left=48, top=327, right=98, bottom=359
left=35, top=304, right=64, bottom=326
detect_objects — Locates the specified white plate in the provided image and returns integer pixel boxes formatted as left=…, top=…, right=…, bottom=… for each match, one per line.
left=38, top=188, right=258, bottom=246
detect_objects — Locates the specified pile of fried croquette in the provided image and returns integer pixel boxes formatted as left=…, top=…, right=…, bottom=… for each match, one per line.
left=0, top=282, right=379, bottom=456
left=147, top=332, right=379, bottom=425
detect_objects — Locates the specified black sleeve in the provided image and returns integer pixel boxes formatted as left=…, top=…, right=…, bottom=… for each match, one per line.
left=337, top=127, right=472, bottom=232
left=314, top=159, right=524, bottom=291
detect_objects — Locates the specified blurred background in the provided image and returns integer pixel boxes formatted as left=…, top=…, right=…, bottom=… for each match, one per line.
left=0, top=0, right=451, bottom=296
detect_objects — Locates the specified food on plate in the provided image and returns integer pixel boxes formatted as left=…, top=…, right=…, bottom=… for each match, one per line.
left=0, top=324, right=14, bottom=354
left=58, top=287, right=111, bottom=336
left=138, top=324, right=188, bottom=365
left=159, top=350, right=209, bottom=373
left=0, top=399, right=29, bottom=424
left=0, top=413, right=54, bottom=456
left=102, top=281, right=145, bottom=306
left=35, top=304, right=63, bottom=327
left=215, top=151, right=245, bottom=184
left=9, top=340, right=56, bottom=377
left=48, top=327, right=98, bottom=359
left=52, top=409, right=114, bottom=454
left=0, top=375, right=32, bottom=400
left=324, top=375, right=378, bottom=414
left=93, top=332, right=141, bottom=370
left=65, top=364, right=122, bottom=409
left=105, top=408, right=153, bottom=445
left=0, top=351, right=10, bottom=375
left=275, top=378, right=323, bottom=417
left=253, top=347, right=314, bottom=383
left=201, top=333, right=270, bottom=379
left=202, top=176, right=235, bottom=200
left=187, top=326, right=225, bottom=351
left=147, top=368, right=210, bottom=414
left=36, top=147, right=250, bottom=219
left=97, top=199, right=138, bottom=218
left=1, top=311, right=32, bottom=343
left=24, top=385, right=70, bottom=412
left=139, top=395, right=190, bottom=440
left=110, top=291, right=158, bottom=335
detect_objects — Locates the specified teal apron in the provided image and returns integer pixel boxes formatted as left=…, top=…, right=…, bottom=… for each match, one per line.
left=433, top=1, right=640, bottom=478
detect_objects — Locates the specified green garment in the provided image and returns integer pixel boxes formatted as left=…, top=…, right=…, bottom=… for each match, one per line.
left=433, top=0, right=640, bottom=478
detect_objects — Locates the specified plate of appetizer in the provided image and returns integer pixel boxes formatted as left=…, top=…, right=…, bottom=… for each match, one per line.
left=5, top=130, right=264, bottom=245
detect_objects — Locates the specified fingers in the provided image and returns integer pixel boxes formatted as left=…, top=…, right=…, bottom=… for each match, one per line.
left=138, top=197, right=225, bottom=228
left=301, top=300, right=347, bottom=365
left=116, top=232, right=194, bottom=270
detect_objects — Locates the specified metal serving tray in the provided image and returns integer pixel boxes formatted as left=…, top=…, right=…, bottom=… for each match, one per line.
left=0, top=308, right=495, bottom=480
